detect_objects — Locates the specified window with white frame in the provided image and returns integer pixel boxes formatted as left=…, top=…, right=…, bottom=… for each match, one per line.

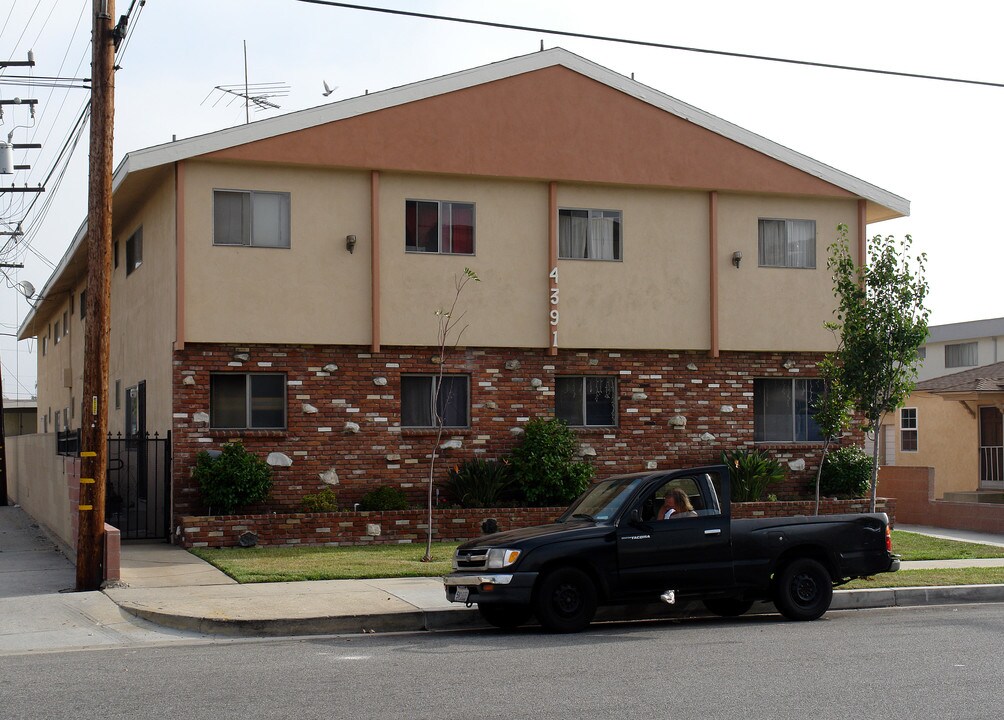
left=558, top=208, right=622, bottom=260
left=400, top=374, right=469, bottom=427
left=210, top=373, right=287, bottom=429
left=555, top=376, right=617, bottom=426
left=405, top=200, right=474, bottom=254
left=754, top=378, right=825, bottom=442
left=213, top=190, right=291, bottom=248
left=758, top=218, right=816, bottom=268
left=126, top=227, right=143, bottom=274
left=945, top=342, right=977, bottom=368
left=900, top=408, right=918, bottom=452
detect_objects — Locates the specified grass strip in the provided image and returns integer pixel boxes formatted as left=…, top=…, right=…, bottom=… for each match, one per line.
left=842, top=567, right=1004, bottom=589
left=891, top=530, right=1004, bottom=561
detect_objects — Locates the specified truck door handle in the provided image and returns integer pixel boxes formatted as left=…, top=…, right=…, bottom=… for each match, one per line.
left=704, top=528, right=722, bottom=536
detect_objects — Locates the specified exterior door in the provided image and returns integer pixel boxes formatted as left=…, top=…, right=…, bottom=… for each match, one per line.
left=616, top=473, right=733, bottom=599
left=979, top=406, right=1003, bottom=489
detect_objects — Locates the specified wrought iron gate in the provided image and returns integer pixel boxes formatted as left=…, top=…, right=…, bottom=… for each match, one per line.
left=105, top=431, right=171, bottom=540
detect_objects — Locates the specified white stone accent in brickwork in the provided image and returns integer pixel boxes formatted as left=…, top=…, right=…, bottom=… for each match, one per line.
left=318, top=427, right=333, bottom=433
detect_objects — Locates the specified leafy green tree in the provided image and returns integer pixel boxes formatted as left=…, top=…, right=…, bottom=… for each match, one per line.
left=811, top=356, right=854, bottom=514
left=825, top=224, right=929, bottom=511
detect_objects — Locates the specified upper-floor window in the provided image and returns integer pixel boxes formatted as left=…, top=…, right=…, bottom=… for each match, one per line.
left=945, top=342, right=977, bottom=368
left=556, top=376, right=617, bottom=426
left=758, top=218, right=816, bottom=269
left=214, top=190, right=291, bottom=248
left=401, top=374, right=469, bottom=427
left=126, top=227, right=143, bottom=274
left=42, top=335, right=47, bottom=356
left=80, top=289, right=87, bottom=320
left=54, top=321, right=61, bottom=344
left=405, top=200, right=474, bottom=254
left=900, top=408, right=918, bottom=452
left=209, top=373, right=287, bottom=429
left=63, top=311, right=68, bottom=335
left=558, top=208, right=622, bottom=260
left=754, top=378, right=825, bottom=442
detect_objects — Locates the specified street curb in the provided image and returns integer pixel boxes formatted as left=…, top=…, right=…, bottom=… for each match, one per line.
left=111, top=584, right=1004, bottom=637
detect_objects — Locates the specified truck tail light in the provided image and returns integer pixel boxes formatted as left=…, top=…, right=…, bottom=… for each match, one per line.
left=885, top=525, right=893, bottom=552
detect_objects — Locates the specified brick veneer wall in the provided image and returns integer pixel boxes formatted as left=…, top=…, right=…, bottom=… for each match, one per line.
left=177, top=499, right=895, bottom=549
left=172, top=344, right=861, bottom=523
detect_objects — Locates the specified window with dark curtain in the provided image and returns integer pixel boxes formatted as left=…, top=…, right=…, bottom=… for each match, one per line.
left=210, top=374, right=247, bottom=428
left=445, top=202, right=474, bottom=254
left=556, top=377, right=616, bottom=426
left=754, top=379, right=824, bottom=442
left=210, top=373, right=286, bottom=429
left=401, top=375, right=468, bottom=427
left=214, top=190, right=251, bottom=246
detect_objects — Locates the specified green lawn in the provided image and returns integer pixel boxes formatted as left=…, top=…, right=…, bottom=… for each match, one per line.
left=891, top=530, right=1004, bottom=561
left=189, top=530, right=1004, bottom=585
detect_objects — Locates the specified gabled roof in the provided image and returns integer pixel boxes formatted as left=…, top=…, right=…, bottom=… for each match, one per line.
left=19, top=47, right=909, bottom=340
left=916, top=361, right=1004, bottom=393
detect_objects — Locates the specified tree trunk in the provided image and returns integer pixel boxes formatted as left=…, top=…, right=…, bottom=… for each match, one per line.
left=813, top=438, right=831, bottom=516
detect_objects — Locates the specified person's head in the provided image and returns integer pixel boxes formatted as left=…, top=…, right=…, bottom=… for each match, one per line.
left=669, top=488, right=694, bottom=513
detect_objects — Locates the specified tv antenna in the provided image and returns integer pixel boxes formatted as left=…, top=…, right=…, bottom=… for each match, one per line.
left=202, top=41, right=289, bottom=124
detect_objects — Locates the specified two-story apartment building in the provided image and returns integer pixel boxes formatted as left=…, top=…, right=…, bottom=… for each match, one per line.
left=18, top=49, right=908, bottom=532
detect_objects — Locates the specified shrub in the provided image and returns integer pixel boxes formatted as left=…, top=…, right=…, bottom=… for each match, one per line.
left=193, top=442, right=272, bottom=514
left=721, top=448, right=785, bottom=502
left=358, top=485, right=410, bottom=511
left=302, top=487, right=339, bottom=512
left=443, top=458, right=515, bottom=508
left=819, top=446, right=872, bottom=498
left=510, top=418, right=594, bottom=506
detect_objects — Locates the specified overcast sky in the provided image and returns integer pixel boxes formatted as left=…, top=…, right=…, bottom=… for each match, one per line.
left=1, top=0, right=1002, bottom=399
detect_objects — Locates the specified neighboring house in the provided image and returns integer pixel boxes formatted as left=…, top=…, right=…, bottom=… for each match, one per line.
left=17, top=49, right=908, bottom=536
left=916, top=317, right=1004, bottom=382
left=876, top=363, right=1004, bottom=499
left=3, top=398, right=37, bottom=438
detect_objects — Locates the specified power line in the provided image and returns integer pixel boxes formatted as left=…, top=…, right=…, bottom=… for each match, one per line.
left=297, top=0, right=1004, bottom=90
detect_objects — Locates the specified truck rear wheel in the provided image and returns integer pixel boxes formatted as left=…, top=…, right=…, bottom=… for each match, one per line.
left=533, top=567, right=597, bottom=633
left=703, top=598, right=754, bottom=617
left=773, top=558, right=833, bottom=621
left=478, top=603, right=533, bottom=630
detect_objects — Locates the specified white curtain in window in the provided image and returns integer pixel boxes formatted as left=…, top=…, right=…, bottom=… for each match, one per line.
left=559, top=211, right=588, bottom=258
left=758, top=219, right=786, bottom=266
left=786, top=220, right=816, bottom=268
left=252, top=192, right=291, bottom=248
left=588, top=215, right=616, bottom=260
left=214, top=191, right=250, bottom=245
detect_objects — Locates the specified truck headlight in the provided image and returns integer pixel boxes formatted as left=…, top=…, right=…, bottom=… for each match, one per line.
left=486, top=548, right=521, bottom=569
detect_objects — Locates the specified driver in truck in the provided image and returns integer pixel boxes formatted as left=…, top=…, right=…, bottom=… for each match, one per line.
left=658, top=488, right=697, bottom=519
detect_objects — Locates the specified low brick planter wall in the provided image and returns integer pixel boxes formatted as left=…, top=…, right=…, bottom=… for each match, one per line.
left=177, top=498, right=896, bottom=549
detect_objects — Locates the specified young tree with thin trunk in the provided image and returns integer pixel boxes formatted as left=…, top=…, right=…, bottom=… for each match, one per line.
left=811, top=357, right=853, bottom=514
left=423, top=268, right=480, bottom=562
left=825, top=224, right=929, bottom=512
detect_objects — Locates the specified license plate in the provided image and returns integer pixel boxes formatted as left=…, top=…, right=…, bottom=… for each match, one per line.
left=454, top=586, right=470, bottom=603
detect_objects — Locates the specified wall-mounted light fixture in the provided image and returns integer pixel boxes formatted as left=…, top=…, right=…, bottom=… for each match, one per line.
left=345, top=234, right=357, bottom=253
left=731, top=250, right=743, bottom=269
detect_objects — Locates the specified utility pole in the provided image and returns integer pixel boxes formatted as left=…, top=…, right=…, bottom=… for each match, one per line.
left=76, top=0, right=117, bottom=592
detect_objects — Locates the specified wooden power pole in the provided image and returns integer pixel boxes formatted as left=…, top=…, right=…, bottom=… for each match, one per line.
left=76, top=0, right=117, bottom=591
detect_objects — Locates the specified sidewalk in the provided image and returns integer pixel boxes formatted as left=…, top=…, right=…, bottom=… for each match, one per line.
left=101, top=526, right=1004, bottom=637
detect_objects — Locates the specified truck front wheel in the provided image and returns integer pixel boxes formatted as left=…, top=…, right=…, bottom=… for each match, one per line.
left=773, top=558, right=833, bottom=621
left=533, top=567, right=598, bottom=633
left=478, top=603, right=533, bottom=630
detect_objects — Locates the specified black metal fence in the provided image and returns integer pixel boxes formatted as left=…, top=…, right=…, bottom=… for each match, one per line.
left=105, top=431, right=172, bottom=540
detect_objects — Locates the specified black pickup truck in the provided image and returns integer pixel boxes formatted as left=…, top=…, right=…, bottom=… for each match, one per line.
left=444, top=465, right=899, bottom=632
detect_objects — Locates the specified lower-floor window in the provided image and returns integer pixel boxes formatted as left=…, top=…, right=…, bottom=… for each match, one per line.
left=401, top=374, right=469, bottom=427
left=210, top=373, right=286, bottom=429
left=556, top=376, right=617, bottom=426
left=754, top=378, right=825, bottom=442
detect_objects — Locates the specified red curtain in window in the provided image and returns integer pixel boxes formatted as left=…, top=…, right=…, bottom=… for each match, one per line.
left=447, top=203, right=474, bottom=254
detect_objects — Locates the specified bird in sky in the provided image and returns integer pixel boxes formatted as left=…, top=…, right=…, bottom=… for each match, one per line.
left=322, top=80, right=337, bottom=97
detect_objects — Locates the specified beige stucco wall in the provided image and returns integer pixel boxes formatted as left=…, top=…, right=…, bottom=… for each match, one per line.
left=917, top=336, right=1003, bottom=381
left=108, top=172, right=178, bottom=436
left=183, top=161, right=373, bottom=345
left=895, top=393, right=979, bottom=496
left=717, top=194, right=859, bottom=352
left=379, top=174, right=546, bottom=348
left=6, top=434, right=75, bottom=548
left=32, top=170, right=177, bottom=437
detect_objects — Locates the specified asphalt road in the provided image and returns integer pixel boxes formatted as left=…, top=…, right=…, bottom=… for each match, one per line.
left=3, top=603, right=1001, bottom=720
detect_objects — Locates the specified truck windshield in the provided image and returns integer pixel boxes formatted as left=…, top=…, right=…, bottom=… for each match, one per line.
left=559, top=475, right=649, bottom=522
